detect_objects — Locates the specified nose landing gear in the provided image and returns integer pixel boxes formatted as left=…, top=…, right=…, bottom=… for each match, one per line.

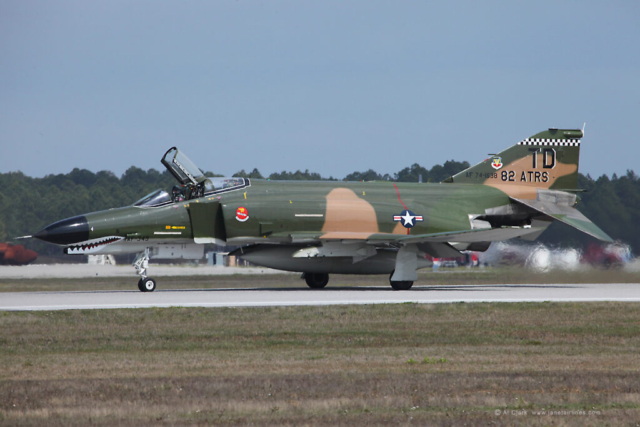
left=133, top=248, right=156, bottom=292
left=138, top=277, right=157, bottom=292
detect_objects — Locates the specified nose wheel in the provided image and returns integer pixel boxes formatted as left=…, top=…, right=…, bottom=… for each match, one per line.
left=138, top=277, right=157, bottom=292
left=133, top=248, right=157, bottom=292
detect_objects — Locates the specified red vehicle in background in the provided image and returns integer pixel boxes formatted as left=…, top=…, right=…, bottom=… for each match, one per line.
left=428, top=252, right=480, bottom=269
left=582, top=243, right=629, bottom=269
left=0, top=243, right=38, bottom=265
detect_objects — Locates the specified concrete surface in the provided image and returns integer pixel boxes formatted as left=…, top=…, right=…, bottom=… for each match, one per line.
left=2, top=283, right=640, bottom=311
left=0, top=264, right=289, bottom=278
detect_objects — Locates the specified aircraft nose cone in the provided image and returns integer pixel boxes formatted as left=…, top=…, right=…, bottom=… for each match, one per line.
left=34, top=215, right=90, bottom=245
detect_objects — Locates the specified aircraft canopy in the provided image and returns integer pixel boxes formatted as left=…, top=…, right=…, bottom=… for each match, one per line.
left=133, top=189, right=171, bottom=207
left=161, top=147, right=206, bottom=185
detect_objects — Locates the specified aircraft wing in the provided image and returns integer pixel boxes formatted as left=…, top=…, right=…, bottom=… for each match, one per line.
left=366, top=226, right=543, bottom=244
left=510, top=197, right=613, bottom=242
left=330, top=227, right=541, bottom=258
left=260, top=226, right=541, bottom=245
left=230, top=227, right=543, bottom=258
left=375, top=226, right=545, bottom=258
left=397, top=226, right=544, bottom=244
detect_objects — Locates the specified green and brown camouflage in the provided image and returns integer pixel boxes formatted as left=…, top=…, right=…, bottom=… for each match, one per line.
left=33, top=128, right=612, bottom=291
left=447, top=128, right=583, bottom=191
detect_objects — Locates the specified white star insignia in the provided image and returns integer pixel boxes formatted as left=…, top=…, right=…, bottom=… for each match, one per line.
left=401, top=212, right=415, bottom=227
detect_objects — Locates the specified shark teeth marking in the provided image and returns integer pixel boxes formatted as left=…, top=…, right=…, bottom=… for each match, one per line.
left=65, top=236, right=124, bottom=255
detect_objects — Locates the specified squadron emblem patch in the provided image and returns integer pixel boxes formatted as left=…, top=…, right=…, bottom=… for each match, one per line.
left=236, top=206, right=249, bottom=222
left=393, top=210, right=424, bottom=228
left=491, top=157, right=503, bottom=170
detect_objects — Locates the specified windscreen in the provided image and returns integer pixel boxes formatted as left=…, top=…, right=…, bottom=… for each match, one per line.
left=161, top=147, right=206, bottom=185
left=133, top=189, right=171, bottom=207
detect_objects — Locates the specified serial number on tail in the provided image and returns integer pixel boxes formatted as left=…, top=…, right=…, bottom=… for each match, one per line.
left=499, top=170, right=550, bottom=183
left=465, top=172, right=498, bottom=179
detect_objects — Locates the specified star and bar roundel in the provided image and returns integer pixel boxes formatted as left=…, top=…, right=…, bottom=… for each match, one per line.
left=393, top=210, right=424, bottom=228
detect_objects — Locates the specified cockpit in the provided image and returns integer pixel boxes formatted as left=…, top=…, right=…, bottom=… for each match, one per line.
left=134, top=189, right=172, bottom=207
left=133, top=148, right=249, bottom=208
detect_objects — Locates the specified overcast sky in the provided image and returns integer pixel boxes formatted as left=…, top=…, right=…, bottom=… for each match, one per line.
left=1, top=1, right=638, bottom=180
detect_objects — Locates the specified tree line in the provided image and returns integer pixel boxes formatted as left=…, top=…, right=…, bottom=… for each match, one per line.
left=0, top=162, right=637, bottom=255
left=232, top=160, right=470, bottom=184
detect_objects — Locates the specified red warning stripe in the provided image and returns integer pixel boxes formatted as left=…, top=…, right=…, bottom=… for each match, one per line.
left=392, top=183, right=408, bottom=210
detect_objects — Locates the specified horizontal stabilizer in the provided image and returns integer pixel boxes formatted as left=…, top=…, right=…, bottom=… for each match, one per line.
left=511, top=197, right=613, bottom=242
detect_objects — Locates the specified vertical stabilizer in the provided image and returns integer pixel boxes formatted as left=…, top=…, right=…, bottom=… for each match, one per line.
left=445, top=128, right=583, bottom=191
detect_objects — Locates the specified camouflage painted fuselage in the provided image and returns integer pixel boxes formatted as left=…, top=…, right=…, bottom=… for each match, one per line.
left=75, top=180, right=510, bottom=247
left=51, top=180, right=513, bottom=274
left=223, top=180, right=509, bottom=240
left=34, top=128, right=612, bottom=279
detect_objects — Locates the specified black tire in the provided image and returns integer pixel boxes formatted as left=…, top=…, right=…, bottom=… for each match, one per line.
left=390, top=280, right=414, bottom=290
left=138, top=277, right=157, bottom=292
left=389, top=270, right=414, bottom=290
left=304, top=273, right=329, bottom=289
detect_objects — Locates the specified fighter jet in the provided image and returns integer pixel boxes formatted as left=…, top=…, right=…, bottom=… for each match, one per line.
left=33, top=128, right=611, bottom=292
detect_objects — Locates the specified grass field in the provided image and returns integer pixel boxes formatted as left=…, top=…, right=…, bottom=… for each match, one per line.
left=2, top=301, right=640, bottom=425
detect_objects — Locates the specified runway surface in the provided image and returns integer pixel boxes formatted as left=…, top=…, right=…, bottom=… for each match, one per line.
left=0, top=264, right=286, bottom=278
left=2, top=282, right=640, bottom=311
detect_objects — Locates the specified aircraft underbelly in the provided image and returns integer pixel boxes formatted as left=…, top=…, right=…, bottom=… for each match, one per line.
left=234, top=245, right=431, bottom=274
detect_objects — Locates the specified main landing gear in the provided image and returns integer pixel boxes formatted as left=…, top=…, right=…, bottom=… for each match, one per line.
left=303, top=273, right=329, bottom=289
left=389, top=271, right=413, bottom=291
left=301, top=272, right=414, bottom=290
left=133, top=248, right=156, bottom=292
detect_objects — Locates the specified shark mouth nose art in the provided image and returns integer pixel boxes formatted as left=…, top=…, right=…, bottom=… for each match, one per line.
left=64, top=237, right=125, bottom=255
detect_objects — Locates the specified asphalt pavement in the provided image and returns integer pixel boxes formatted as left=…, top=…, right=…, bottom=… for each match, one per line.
left=2, top=282, right=640, bottom=311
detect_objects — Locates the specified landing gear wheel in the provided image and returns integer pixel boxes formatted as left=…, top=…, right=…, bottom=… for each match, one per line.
left=389, top=271, right=413, bottom=290
left=390, top=280, right=414, bottom=290
left=304, top=273, right=329, bottom=289
left=138, top=277, right=157, bottom=292
left=133, top=249, right=155, bottom=292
